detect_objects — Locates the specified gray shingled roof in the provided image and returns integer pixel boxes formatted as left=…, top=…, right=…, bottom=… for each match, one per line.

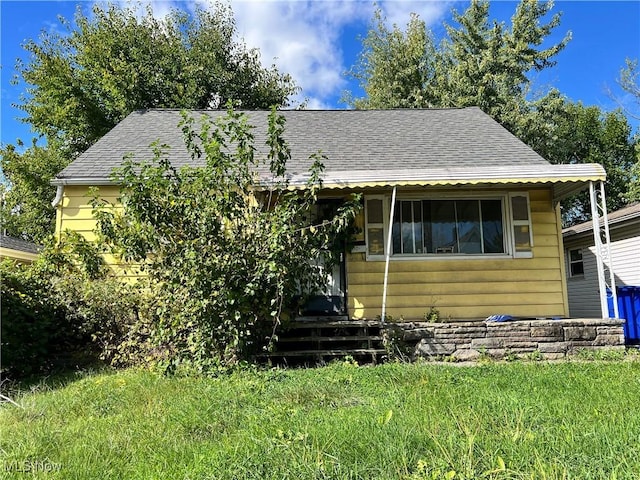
left=0, top=234, right=41, bottom=254
left=563, top=202, right=640, bottom=238
left=55, top=107, right=553, bottom=182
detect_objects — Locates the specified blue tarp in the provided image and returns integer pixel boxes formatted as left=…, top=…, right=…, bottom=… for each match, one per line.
left=485, top=315, right=514, bottom=322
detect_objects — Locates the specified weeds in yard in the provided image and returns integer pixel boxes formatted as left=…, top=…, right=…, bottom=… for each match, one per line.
left=504, top=349, right=518, bottom=362
left=575, top=348, right=627, bottom=361
left=526, top=349, right=544, bottom=361
left=424, top=307, right=441, bottom=323
left=1, top=361, right=639, bottom=479
left=477, top=348, right=493, bottom=363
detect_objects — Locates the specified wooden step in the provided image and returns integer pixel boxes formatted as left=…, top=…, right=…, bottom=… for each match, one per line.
left=288, top=319, right=382, bottom=328
left=265, top=348, right=387, bottom=358
left=277, top=335, right=383, bottom=343
left=262, top=318, right=387, bottom=364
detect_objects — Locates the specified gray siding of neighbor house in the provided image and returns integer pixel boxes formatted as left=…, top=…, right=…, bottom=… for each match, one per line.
left=565, top=224, right=640, bottom=318
left=566, top=242, right=603, bottom=318
left=608, top=225, right=640, bottom=285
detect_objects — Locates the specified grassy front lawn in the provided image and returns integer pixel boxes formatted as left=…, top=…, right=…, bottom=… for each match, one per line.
left=1, top=360, right=639, bottom=479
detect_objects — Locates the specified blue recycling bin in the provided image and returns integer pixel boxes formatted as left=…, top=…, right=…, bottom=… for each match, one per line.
left=608, top=286, right=640, bottom=344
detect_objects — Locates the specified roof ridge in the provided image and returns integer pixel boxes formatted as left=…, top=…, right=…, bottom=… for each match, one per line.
left=131, top=106, right=482, bottom=114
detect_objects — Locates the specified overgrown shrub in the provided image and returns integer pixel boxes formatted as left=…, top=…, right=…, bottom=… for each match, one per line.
left=3, top=108, right=362, bottom=378
left=92, top=106, right=360, bottom=374
left=1, top=234, right=146, bottom=379
left=1, top=259, right=63, bottom=377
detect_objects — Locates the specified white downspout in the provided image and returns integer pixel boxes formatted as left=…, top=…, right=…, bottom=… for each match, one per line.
left=51, top=185, right=64, bottom=208
left=381, top=186, right=397, bottom=324
left=51, top=185, right=64, bottom=243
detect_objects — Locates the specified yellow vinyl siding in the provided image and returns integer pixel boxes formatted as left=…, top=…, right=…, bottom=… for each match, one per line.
left=58, top=185, right=570, bottom=319
left=57, top=185, right=120, bottom=240
left=347, top=187, right=569, bottom=320
left=56, top=185, right=143, bottom=277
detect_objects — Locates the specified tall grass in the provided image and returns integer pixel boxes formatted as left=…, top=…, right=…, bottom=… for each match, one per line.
left=1, top=361, right=639, bottom=479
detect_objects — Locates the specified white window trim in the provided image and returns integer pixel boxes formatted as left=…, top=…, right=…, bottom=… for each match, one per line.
left=365, top=195, right=388, bottom=261
left=567, top=247, right=585, bottom=278
left=364, top=192, right=534, bottom=261
left=508, top=192, right=534, bottom=259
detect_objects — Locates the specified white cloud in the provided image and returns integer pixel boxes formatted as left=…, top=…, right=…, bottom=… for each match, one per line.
left=209, top=0, right=452, bottom=108
left=383, top=1, right=452, bottom=30
left=99, top=0, right=453, bottom=108
left=94, top=0, right=178, bottom=20
left=228, top=0, right=363, bottom=104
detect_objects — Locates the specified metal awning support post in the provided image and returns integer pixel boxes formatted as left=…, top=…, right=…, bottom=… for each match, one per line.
left=381, top=186, right=397, bottom=324
left=589, top=181, right=618, bottom=318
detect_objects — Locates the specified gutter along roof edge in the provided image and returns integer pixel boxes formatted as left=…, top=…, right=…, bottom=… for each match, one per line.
left=51, top=177, right=116, bottom=186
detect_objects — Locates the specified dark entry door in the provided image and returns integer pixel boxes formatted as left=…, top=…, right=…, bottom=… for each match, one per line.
left=299, top=200, right=347, bottom=316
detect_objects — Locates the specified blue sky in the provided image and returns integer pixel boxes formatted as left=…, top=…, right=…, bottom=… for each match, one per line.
left=1, top=0, right=639, bottom=148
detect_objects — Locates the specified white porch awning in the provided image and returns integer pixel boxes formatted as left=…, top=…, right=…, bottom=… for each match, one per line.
left=277, top=163, right=606, bottom=201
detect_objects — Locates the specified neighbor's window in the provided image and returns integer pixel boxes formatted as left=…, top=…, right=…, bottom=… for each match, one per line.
left=391, top=199, right=505, bottom=255
left=568, top=248, right=584, bottom=277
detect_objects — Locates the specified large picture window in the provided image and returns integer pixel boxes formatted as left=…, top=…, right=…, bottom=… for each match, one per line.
left=391, top=199, right=505, bottom=255
left=364, top=192, right=533, bottom=259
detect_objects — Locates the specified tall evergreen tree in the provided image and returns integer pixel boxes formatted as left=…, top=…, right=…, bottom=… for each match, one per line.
left=349, top=0, right=570, bottom=132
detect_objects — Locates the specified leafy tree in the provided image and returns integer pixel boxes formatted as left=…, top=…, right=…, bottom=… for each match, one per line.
left=616, top=58, right=639, bottom=120
left=92, top=108, right=360, bottom=372
left=0, top=140, right=67, bottom=242
left=627, top=146, right=640, bottom=204
left=2, top=2, right=297, bottom=242
left=347, top=11, right=439, bottom=109
left=17, top=2, right=297, bottom=155
left=614, top=58, right=640, bottom=203
left=518, top=91, right=637, bottom=224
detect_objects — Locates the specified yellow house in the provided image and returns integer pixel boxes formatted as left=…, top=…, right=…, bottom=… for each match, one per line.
left=52, top=107, right=607, bottom=322
left=0, top=234, right=40, bottom=264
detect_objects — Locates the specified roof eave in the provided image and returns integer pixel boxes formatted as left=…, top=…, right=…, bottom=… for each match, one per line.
left=51, top=177, right=116, bottom=186
left=563, top=211, right=640, bottom=239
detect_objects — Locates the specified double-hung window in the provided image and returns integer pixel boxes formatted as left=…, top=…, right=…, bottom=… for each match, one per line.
left=365, top=193, right=533, bottom=259
left=509, top=193, right=533, bottom=256
left=568, top=248, right=584, bottom=277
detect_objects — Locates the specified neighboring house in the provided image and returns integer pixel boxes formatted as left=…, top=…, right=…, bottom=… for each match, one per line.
left=0, top=234, right=41, bottom=264
left=52, top=107, right=608, bottom=322
left=563, top=202, right=640, bottom=318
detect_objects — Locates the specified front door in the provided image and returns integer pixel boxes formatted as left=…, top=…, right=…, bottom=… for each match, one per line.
left=299, top=200, right=347, bottom=316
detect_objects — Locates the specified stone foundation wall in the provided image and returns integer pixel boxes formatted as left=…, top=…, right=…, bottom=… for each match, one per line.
left=388, top=319, right=626, bottom=361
